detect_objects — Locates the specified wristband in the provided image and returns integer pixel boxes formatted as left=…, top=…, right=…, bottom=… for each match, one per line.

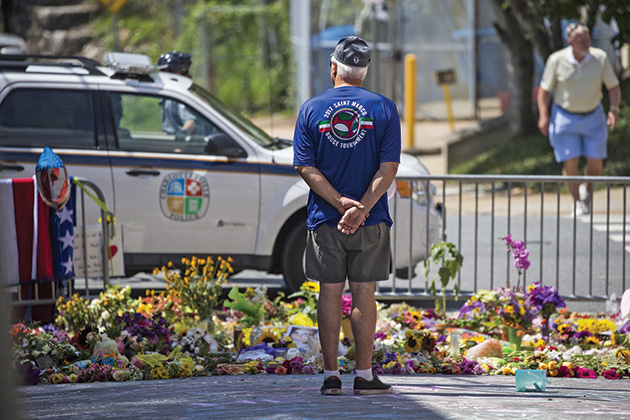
left=610, top=105, right=619, bottom=113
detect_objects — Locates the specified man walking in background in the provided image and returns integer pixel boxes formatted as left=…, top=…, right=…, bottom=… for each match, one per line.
left=537, top=23, right=620, bottom=216
left=293, top=36, right=400, bottom=395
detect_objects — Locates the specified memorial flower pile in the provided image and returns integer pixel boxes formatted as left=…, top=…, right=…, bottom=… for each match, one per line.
left=7, top=253, right=630, bottom=386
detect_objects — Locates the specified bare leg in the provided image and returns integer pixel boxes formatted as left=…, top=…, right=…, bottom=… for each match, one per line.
left=584, top=157, right=603, bottom=193
left=317, top=282, right=345, bottom=371
left=348, top=281, right=376, bottom=371
left=562, top=157, right=580, bottom=199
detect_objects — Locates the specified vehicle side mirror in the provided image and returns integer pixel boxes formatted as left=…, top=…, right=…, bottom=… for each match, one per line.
left=205, top=133, right=247, bottom=158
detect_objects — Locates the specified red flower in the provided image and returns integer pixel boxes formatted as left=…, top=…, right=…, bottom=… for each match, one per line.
left=576, top=367, right=597, bottom=379
left=557, top=366, right=572, bottom=377
left=602, top=369, right=622, bottom=380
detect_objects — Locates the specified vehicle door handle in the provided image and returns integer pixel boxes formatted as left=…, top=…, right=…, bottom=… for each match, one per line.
left=0, top=163, right=25, bottom=172
left=125, top=169, right=160, bottom=177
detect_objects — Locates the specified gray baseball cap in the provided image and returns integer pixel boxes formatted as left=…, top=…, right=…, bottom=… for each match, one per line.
left=333, top=36, right=371, bottom=67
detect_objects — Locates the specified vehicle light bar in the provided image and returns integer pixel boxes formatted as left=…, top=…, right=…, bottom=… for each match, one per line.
left=106, top=52, right=154, bottom=76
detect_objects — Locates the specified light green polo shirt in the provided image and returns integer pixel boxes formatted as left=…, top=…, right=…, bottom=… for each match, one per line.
left=540, top=46, right=619, bottom=113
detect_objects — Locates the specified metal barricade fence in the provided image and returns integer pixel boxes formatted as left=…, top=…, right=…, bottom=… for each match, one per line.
left=383, top=174, right=629, bottom=302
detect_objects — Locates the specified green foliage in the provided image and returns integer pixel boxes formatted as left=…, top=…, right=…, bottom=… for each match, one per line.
left=424, top=241, right=463, bottom=318
left=119, top=94, right=163, bottom=132
left=94, top=0, right=294, bottom=116
left=223, top=286, right=264, bottom=327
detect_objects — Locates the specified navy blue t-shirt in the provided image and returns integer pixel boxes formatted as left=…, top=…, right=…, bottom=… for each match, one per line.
left=293, top=86, right=401, bottom=230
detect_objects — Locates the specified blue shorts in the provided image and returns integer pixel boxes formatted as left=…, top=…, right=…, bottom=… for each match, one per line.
left=548, top=104, right=608, bottom=162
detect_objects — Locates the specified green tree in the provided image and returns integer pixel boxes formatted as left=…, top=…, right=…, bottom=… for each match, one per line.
left=94, top=0, right=293, bottom=116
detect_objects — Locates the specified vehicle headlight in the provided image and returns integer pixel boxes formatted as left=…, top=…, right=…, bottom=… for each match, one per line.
left=396, top=180, right=435, bottom=207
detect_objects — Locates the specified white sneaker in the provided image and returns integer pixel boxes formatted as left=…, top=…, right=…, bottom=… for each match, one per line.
left=572, top=200, right=590, bottom=217
left=578, top=184, right=591, bottom=209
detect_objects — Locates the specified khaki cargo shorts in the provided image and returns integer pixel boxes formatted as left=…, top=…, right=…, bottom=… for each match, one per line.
left=305, top=222, right=390, bottom=283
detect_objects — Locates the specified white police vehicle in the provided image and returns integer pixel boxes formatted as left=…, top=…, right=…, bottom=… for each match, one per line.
left=0, top=52, right=442, bottom=292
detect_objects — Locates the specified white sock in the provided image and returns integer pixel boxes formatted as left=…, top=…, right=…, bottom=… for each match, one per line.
left=324, top=369, right=340, bottom=380
left=356, top=368, right=373, bottom=381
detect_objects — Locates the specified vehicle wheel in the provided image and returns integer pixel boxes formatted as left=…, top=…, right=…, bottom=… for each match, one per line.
left=280, top=223, right=307, bottom=293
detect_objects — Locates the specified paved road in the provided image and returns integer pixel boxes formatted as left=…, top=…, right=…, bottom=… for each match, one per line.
left=13, top=373, right=630, bottom=420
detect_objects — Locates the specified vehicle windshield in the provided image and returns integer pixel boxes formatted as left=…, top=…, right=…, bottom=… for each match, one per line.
left=190, top=83, right=276, bottom=147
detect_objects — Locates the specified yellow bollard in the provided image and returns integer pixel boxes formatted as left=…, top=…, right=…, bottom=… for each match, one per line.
left=404, top=54, right=417, bottom=149
left=442, top=84, right=456, bottom=132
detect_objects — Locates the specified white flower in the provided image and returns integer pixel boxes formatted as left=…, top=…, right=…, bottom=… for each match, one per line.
left=546, top=350, right=560, bottom=359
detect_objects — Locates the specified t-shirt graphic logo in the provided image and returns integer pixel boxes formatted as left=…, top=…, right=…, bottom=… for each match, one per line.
left=318, top=107, right=373, bottom=143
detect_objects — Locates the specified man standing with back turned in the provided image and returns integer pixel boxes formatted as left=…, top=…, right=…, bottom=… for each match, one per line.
left=293, top=36, right=400, bottom=395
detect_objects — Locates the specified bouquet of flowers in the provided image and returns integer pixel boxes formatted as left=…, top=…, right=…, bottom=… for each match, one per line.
left=162, top=256, right=233, bottom=323
left=527, top=282, right=566, bottom=319
left=496, top=287, right=536, bottom=330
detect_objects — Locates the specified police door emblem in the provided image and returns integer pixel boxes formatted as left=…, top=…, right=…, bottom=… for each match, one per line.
left=159, top=172, right=209, bottom=221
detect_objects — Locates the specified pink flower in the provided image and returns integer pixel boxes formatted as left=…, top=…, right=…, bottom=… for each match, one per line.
left=341, top=294, right=352, bottom=318
left=131, top=356, right=143, bottom=368
left=117, top=340, right=125, bottom=354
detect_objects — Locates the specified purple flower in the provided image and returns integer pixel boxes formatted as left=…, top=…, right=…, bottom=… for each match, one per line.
left=115, top=313, right=171, bottom=347
left=527, top=282, right=566, bottom=317
left=384, top=352, right=398, bottom=363
left=501, top=236, right=531, bottom=281
left=372, top=364, right=384, bottom=375
left=573, top=330, right=592, bottom=341
left=618, top=322, right=630, bottom=335
left=374, top=331, right=388, bottom=340
left=390, top=362, right=403, bottom=375
left=289, top=357, right=304, bottom=373
left=459, top=358, right=482, bottom=375
left=302, top=366, right=317, bottom=375
left=17, top=361, right=41, bottom=385
left=457, top=300, right=486, bottom=320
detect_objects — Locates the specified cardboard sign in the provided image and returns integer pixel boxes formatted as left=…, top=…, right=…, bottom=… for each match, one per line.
left=73, top=224, right=125, bottom=277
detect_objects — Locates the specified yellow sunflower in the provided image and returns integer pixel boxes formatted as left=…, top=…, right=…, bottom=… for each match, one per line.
left=255, top=330, right=280, bottom=346
left=583, top=336, right=600, bottom=346
left=303, top=281, right=320, bottom=293
left=616, top=349, right=630, bottom=363
left=593, top=319, right=616, bottom=333
left=404, top=330, right=423, bottom=353
left=557, top=323, right=570, bottom=334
